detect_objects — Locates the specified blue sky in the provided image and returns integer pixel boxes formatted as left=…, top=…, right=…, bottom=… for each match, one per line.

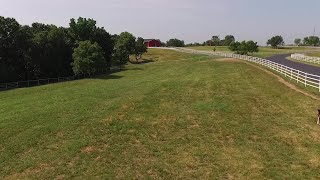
left=1, top=0, right=319, bottom=45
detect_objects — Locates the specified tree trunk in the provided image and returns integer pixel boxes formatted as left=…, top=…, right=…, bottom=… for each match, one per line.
left=136, top=54, right=141, bottom=61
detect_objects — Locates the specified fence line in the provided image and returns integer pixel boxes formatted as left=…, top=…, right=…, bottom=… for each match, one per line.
left=291, top=53, right=320, bottom=65
left=176, top=48, right=320, bottom=92
left=0, top=67, right=120, bottom=91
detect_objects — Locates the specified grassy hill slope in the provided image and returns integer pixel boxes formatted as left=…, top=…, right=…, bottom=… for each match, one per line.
left=1, top=49, right=320, bottom=179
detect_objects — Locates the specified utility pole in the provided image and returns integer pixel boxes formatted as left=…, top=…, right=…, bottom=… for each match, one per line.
left=313, top=26, right=316, bottom=36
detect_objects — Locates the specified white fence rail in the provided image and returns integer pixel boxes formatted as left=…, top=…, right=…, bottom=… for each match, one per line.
left=291, top=53, right=320, bottom=65
left=177, top=48, right=320, bottom=92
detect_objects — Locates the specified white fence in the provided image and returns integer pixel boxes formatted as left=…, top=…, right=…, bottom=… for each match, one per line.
left=291, top=53, right=320, bottom=65
left=177, top=48, right=320, bottom=92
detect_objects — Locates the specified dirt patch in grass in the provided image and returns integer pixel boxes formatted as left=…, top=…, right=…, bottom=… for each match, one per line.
left=81, top=146, right=96, bottom=153
left=198, top=58, right=240, bottom=63
left=216, top=58, right=241, bottom=62
left=5, top=163, right=54, bottom=179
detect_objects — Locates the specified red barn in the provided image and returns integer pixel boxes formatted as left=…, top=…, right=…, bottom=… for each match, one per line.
left=144, top=39, right=161, bottom=47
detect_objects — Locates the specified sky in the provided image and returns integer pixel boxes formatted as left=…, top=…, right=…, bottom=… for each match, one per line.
left=1, top=0, right=320, bottom=45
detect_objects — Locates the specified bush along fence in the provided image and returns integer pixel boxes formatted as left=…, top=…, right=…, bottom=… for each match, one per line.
left=0, top=67, right=120, bottom=91
left=176, top=48, right=320, bottom=92
left=291, top=53, right=320, bottom=65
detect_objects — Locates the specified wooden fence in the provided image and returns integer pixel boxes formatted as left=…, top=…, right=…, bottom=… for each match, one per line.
left=291, top=53, right=320, bottom=65
left=177, top=48, right=320, bottom=92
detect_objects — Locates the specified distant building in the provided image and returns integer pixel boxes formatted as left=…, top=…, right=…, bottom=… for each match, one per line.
left=144, top=39, right=161, bottom=47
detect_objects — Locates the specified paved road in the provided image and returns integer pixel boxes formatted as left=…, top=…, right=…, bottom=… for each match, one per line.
left=267, top=54, right=320, bottom=76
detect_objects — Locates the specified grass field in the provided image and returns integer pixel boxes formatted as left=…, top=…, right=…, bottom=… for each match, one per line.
left=1, top=49, right=320, bottom=179
left=306, top=51, right=320, bottom=57
left=129, top=48, right=212, bottom=62
left=186, top=46, right=232, bottom=52
left=187, top=46, right=320, bottom=58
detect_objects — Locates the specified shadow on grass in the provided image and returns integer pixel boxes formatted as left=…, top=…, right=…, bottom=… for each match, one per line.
left=111, top=67, right=144, bottom=73
left=94, top=67, right=144, bottom=80
left=0, top=66, right=145, bottom=91
left=280, top=47, right=292, bottom=49
left=95, top=74, right=123, bottom=80
left=130, top=59, right=155, bottom=64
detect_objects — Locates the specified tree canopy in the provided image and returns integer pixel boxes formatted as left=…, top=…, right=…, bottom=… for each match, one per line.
left=30, top=25, right=73, bottom=78
left=211, top=36, right=220, bottom=46
left=0, top=16, right=148, bottom=83
left=72, top=41, right=105, bottom=75
left=303, top=36, right=320, bottom=46
left=0, top=17, right=32, bottom=82
left=69, top=17, right=97, bottom=42
left=135, top=37, right=148, bottom=61
left=113, top=32, right=136, bottom=69
left=166, top=38, right=185, bottom=47
left=229, top=41, right=259, bottom=55
left=267, top=36, right=284, bottom=49
left=204, top=35, right=236, bottom=46
left=294, top=38, right=302, bottom=46
left=224, top=35, right=235, bottom=46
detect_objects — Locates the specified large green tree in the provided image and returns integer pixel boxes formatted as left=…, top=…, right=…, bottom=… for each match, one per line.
left=246, top=40, right=259, bottom=54
left=113, top=45, right=128, bottom=70
left=69, top=17, right=97, bottom=42
left=0, top=16, right=32, bottom=82
left=69, top=17, right=114, bottom=68
left=72, top=41, right=106, bottom=75
left=30, top=24, right=73, bottom=78
left=92, top=27, right=114, bottom=68
left=116, top=32, right=136, bottom=55
left=267, top=36, right=284, bottom=49
left=134, top=37, right=148, bottom=61
left=303, top=36, right=320, bottom=46
left=211, top=36, right=220, bottom=46
left=0, top=16, right=116, bottom=83
left=166, top=38, right=185, bottom=47
left=113, top=32, right=136, bottom=69
left=224, top=35, right=235, bottom=46
left=294, top=38, right=301, bottom=46
left=229, top=41, right=259, bottom=55
left=229, top=41, right=241, bottom=53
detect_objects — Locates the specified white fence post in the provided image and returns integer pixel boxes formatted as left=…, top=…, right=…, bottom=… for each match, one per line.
left=304, top=74, right=307, bottom=87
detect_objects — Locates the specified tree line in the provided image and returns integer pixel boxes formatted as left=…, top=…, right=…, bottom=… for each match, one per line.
left=267, top=35, right=320, bottom=48
left=0, top=16, right=147, bottom=83
left=294, top=36, right=320, bottom=47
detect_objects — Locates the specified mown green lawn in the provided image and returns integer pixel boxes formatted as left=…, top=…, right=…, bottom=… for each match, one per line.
left=306, top=51, right=320, bottom=57
left=186, top=46, right=232, bottom=52
left=187, top=46, right=320, bottom=58
left=1, top=49, right=320, bottom=179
